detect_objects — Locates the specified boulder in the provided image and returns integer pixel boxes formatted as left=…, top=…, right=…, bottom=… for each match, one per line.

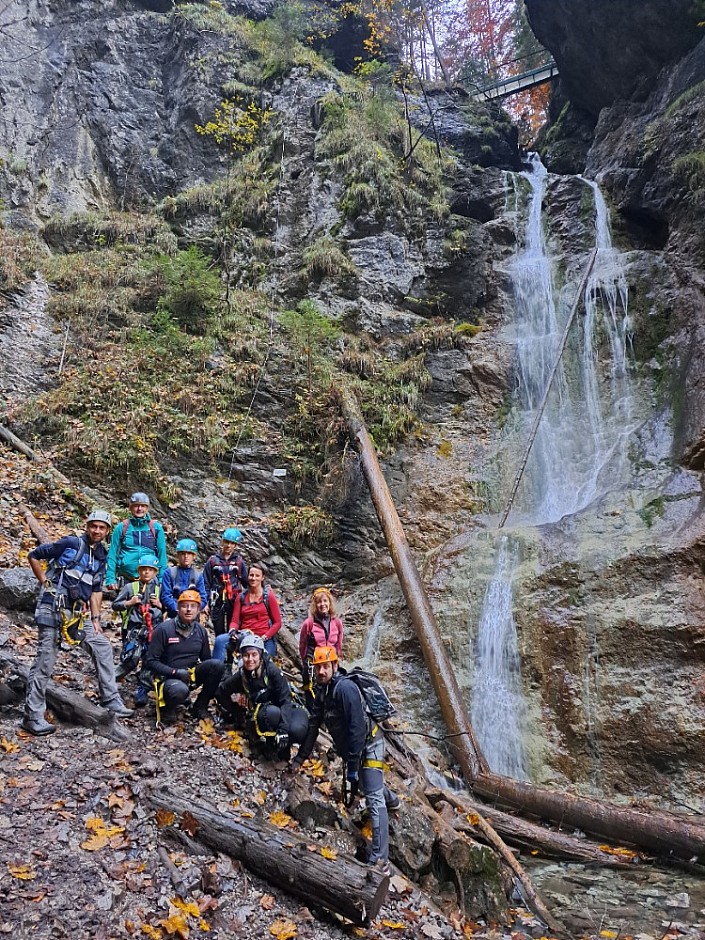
left=0, top=568, right=37, bottom=612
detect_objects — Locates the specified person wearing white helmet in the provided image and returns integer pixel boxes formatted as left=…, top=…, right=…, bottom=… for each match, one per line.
left=216, top=633, right=309, bottom=760
left=105, top=492, right=167, bottom=590
left=23, top=509, right=133, bottom=736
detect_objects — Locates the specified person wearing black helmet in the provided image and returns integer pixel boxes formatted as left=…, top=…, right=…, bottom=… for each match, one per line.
left=105, top=492, right=167, bottom=591
left=216, top=633, right=308, bottom=759
left=22, top=510, right=133, bottom=736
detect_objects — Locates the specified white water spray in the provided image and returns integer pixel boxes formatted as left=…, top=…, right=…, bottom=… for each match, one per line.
left=471, top=156, right=636, bottom=776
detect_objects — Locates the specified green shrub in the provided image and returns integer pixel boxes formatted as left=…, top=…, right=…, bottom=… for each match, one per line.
left=301, top=235, right=357, bottom=281
left=156, top=246, right=222, bottom=333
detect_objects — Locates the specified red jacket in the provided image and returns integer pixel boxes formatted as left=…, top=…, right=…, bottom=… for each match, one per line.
left=299, top=615, right=344, bottom=664
left=229, top=587, right=282, bottom=640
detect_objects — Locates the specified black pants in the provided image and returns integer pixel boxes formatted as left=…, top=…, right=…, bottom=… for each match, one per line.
left=211, top=598, right=235, bottom=637
left=256, top=704, right=309, bottom=743
left=163, top=659, right=225, bottom=709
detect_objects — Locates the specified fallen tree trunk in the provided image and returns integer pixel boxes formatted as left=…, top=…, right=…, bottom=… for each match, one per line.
left=426, top=787, right=635, bottom=867
left=20, top=503, right=51, bottom=546
left=0, top=422, right=93, bottom=509
left=338, top=386, right=705, bottom=861
left=0, top=652, right=129, bottom=743
left=145, top=785, right=388, bottom=926
left=337, top=387, right=488, bottom=782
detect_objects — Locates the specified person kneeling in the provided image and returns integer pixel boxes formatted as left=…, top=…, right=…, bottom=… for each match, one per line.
left=216, top=633, right=308, bottom=760
left=146, top=589, right=224, bottom=720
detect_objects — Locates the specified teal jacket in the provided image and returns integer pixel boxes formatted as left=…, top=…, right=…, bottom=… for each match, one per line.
left=105, top=515, right=168, bottom=584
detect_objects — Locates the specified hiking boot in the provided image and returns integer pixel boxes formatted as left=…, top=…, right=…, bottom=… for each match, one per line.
left=133, top=685, right=149, bottom=708
left=102, top=698, right=134, bottom=718
left=386, top=793, right=401, bottom=814
left=21, top=716, right=56, bottom=736
left=190, top=701, right=210, bottom=720
left=369, top=858, right=390, bottom=877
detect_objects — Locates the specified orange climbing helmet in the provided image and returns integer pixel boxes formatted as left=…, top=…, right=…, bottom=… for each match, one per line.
left=312, top=645, right=338, bottom=665
left=177, top=589, right=202, bottom=606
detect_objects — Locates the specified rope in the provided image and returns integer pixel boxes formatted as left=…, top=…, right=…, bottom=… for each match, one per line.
left=498, top=247, right=599, bottom=529
left=227, top=86, right=297, bottom=482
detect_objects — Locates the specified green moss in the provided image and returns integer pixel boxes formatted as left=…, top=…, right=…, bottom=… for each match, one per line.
left=665, top=79, right=705, bottom=119
left=638, top=496, right=665, bottom=528
left=673, top=151, right=705, bottom=193
left=300, top=235, right=358, bottom=281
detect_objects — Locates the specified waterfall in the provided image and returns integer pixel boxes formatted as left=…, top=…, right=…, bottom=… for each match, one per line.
left=471, top=155, right=636, bottom=777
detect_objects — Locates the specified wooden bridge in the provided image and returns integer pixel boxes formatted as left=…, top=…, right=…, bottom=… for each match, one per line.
left=473, top=61, right=559, bottom=101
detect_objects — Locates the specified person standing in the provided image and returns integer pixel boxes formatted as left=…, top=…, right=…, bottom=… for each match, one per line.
left=226, top=563, right=281, bottom=657
left=112, top=553, right=163, bottom=707
left=105, top=493, right=167, bottom=590
left=23, top=510, right=133, bottom=736
left=160, top=539, right=208, bottom=618
left=298, top=587, right=344, bottom=709
left=291, top=646, right=399, bottom=875
left=203, top=528, right=248, bottom=637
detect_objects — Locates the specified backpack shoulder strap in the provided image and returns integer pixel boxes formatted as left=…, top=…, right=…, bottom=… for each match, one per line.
left=121, top=518, right=130, bottom=540
left=148, top=519, right=156, bottom=539
left=263, top=585, right=272, bottom=621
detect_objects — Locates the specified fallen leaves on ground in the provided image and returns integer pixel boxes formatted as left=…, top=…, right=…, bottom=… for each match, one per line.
left=268, top=809, right=294, bottom=829
left=80, top=816, right=126, bottom=851
left=0, top=737, right=19, bottom=753
left=7, top=863, right=36, bottom=880
left=270, top=919, right=297, bottom=939
left=155, top=808, right=175, bottom=827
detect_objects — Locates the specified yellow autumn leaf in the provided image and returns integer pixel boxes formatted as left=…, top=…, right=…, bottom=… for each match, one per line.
left=241, top=811, right=255, bottom=818
left=172, top=898, right=200, bottom=918
left=85, top=816, right=106, bottom=831
left=320, top=846, right=337, bottom=860
left=8, top=863, right=36, bottom=880
left=309, top=760, right=325, bottom=778
left=466, top=813, right=480, bottom=826
left=360, top=819, right=373, bottom=839
left=1, top=737, right=19, bottom=753
left=224, top=731, right=243, bottom=752
left=254, top=790, right=266, bottom=805
left=270, top=920, right=297, bottom=940
left=141, top=925, right=163, bottom=939
left=315, top=780, right=333, bottom=797
left=81, top=833, right=110, bottom=852
left=599, top=932, right=618, bottom=939
left=160, top=912, right=190, bottom=938
left=197, top=718, right=215, bottom=737
left=156, top=808, right=176, bottom=827
left=382, top=922, right=406, bottom=930
left=198, top=920, right=209, bottom=932
left=268, top=810, right=293, bottom=829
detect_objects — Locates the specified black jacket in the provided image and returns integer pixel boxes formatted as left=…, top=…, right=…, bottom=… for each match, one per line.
left=218, top=657, right=293, bottom=720
left=296, top=669, right=369, bottom=774
left=146, top=617, right=211, bottom=678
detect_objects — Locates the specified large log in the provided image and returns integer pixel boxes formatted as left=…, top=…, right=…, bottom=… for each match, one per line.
left=425, top=787, right=635, bottom=867
left=338, top=387, right=705, bottom=861
left=337, top=387, right=488, bottom=781
left=0, top=423, right=93, bottom=508
left=0, top=652, right=129, bottom=742
left=145, top=785, right=388, bottom=926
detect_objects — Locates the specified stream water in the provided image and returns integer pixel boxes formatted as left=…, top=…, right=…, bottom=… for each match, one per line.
left=471, top=155, right=636, bottom=777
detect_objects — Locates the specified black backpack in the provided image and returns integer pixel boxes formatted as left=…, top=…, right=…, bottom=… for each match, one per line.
left=341, top=668, right=396, bottom=723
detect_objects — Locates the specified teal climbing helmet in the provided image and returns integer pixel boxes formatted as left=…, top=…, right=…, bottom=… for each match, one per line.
left=176, top=538, right=198, bottom=553
left=137, top=553, right=161, bottom=570
left=223, top=527, right=242, bottom=543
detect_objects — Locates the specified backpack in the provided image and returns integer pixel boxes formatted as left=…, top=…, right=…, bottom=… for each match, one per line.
left=240, top=586, right=273, bottom=624
left=120, top=517, right=157, bottom=545
left=168, top=565, right=200, bottom=591
left=46, top=536, right=92, bottom=599
left=341, top=668, right=396, bottom=723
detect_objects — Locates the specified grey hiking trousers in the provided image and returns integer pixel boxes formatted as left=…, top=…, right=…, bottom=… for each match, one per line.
left=25, top=613, right=121, bottom=720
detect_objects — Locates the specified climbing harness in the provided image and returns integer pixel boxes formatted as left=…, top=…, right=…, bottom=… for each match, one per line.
left=58, top=605, right=86, bottom=648
left=153, top=677, right=166, bottom=729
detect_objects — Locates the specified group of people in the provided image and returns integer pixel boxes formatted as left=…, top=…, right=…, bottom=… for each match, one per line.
left=19, top=495, right=397, bottom=874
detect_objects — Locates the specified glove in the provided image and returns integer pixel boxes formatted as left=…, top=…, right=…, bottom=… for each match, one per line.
left=275, top=732, right=290, bottom=750
left=174, top=669, right=191, bottom=684
left=342, top=773, right=359, bottom=807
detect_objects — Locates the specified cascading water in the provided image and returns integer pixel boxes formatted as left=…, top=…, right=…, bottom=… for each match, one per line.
left=471, top=155, right=637, bottom=777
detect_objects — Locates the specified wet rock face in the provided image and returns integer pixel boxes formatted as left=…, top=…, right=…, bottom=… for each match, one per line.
left=525, top=0, right=702, bottom=116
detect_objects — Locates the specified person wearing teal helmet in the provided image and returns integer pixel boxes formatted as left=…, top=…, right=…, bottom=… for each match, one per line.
left=112, top=553, right=164, bottom=707
left=203, top=527, right=248, bottom=638
left=105, top=492, right=167, bottom=590
left=161, top=538, right=207, bottom=617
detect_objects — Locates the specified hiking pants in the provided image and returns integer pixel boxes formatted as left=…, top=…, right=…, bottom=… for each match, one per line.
left=25, top=615, right=121, bottom=721
left=255, top=704, right=309, bottom=743
left=361, top=730, right=396, bottom=865
left=162, top=659, right=225, bottom=709
left=211, top=598, right=234, bottom=637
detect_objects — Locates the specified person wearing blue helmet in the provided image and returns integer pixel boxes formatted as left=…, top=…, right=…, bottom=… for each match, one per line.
left=105, top=493, right=167, bottom=590
left=161, top=538, right=208, bottom=618
left=203, top=527, right=248, bottom=637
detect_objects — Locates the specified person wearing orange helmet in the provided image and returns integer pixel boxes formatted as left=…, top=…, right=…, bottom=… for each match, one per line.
left=291, top=646, right=399, bottom=875
left=146, top=589, right=225, bottom=721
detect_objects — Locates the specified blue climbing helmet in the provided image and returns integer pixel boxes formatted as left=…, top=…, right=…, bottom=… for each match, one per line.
left=129, top=492, right=150, bottom=506
left=137, top=553, right=160, bottom=570
left=176, top=538, right=198, bottom=553
left=223, top=527, right=242, bottom=543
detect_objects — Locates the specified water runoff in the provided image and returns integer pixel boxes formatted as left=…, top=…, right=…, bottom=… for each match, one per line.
left=471, top=155, right=635, bottom=777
